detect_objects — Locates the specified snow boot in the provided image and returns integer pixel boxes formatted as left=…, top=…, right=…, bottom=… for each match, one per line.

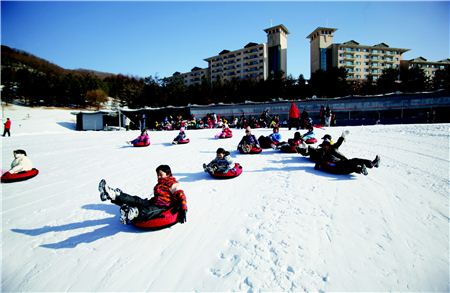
left=119, top=205, right=139, bottom=224
left=98, top=179, right=121, bottom=201
left=372, top=155, right=380, bottom=168
left=357, top=165, right=368, bottom=176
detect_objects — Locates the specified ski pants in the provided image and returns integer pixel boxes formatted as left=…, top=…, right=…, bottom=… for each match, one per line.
left=112, top=192, right=168, bottom=221
left=335, top=158, right=374, bottom=173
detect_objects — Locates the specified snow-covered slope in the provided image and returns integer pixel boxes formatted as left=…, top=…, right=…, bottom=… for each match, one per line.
left=1, top=104, right=448, bottom=291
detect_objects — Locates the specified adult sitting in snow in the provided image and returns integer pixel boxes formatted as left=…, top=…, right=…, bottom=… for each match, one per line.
left=172, top=127, right=187, bottom=144
left=203, top=147, right=234, bottom=174
left=297, top=132, right=346, bottom=161
left=258, top=126, right=282, bottom=149
left=314, top=139, right=380, bottom=175
left=8, top=149, right=33, bottom=174
left=98, top=165, right=187, bottom=225
left=237, top=126, right=260, bottom=153
left=127, top=129, right=150, bottom=146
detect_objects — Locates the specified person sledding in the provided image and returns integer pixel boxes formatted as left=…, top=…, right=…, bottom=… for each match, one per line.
left=203, top=147, right=234, bottom=174
left=7, top=149, right=33, bottom=174
left=277, top=131, right=303, bottom=153
left=98, top=165, right=187, bottom=226
left=301, top=125, right=317, bottom=144
left=258, top=126, right=282, bottom=149
left=172, top=127, right=188, bottom=144
left=237, top=127, right=262, bottom=154
left=314, top=139, right=380, bottom=175
left=1, top=149, right=38, bottom=183
left=297, top=132, right=347, bottom=161
left=216, top=123, right=233, bottom=139
left=127, top=129, right=150, bottom=146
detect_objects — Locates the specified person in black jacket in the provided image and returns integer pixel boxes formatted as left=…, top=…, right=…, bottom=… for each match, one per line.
left=297, top=132, right=346, bottom=162
left=314, top=139, right=380, bottom=175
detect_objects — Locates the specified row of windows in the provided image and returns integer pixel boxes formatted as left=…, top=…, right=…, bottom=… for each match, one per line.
left=210, top=48, right=263, bottom=62
left=211, top=54, right=263, bottom=67
left=211, top=61, right=263, bottom=73
left=341, top=47, right=401, bottom=55
left=340, top=60, right=399, bottom=68
left=340, top=53, right=398, bottom=61
left=411, top=64, right=448, bottom=69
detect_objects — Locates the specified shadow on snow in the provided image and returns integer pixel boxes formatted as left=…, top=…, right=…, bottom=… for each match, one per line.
left=11, top=203, right=163, bottom=249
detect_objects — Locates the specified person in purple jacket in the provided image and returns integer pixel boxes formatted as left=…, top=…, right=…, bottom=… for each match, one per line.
left=237, top=126, right=260, bottom=153
left=127, top=129, right=150, bottom=145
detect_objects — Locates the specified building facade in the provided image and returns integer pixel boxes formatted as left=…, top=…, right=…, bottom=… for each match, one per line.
left=165, top=25, right=289, bottom=87
left=400, top=57, right=450, bottom=78
left=307, top=27, right=409, bottom=81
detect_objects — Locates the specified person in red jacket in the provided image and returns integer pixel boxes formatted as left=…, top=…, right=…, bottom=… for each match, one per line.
left=98, top=165, right=187, bottom=225
left=288, top=102, right=300, bottom=130
left=2, top=118, right=11, bottom=137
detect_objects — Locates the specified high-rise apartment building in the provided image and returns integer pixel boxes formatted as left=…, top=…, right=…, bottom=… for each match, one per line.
left=307, top=27, right=409, bottom=81
left=165, top=25, right=289, bottom=87
left=400, top=57, right=450, bottom=78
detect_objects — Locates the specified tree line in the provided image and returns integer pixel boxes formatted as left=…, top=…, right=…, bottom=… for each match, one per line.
left=2, top=45, right=449, bottom=109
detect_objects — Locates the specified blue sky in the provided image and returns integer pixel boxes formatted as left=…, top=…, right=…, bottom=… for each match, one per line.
left=1, top=1, right=449, bottom=79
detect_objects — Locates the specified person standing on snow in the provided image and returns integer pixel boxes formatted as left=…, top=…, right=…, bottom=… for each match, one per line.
left=288, top=102, right=300, bottom=130
left=2, top=118, right=11, bottom=137
left=98, top=165, right=187, bottom=225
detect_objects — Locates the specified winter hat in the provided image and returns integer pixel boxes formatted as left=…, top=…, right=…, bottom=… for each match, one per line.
left=216, top=147, right=226, bottom=154
left=321, top=134, right=332, bottom=140
left=320, top=139, right=331, bottom=146
left=180, top=127, right=185, bottom=132
left=13, top=149, right=27, bottom=156
left=245, top=126, right=251, bottom=133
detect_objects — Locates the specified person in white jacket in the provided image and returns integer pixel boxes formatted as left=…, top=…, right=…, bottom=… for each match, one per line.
left=9, top=149, right=33, bottom=174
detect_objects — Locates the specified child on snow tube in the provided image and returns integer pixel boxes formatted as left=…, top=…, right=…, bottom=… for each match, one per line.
left=216, top=123, right=233, bottom=138
left=98, top=165, right=187, bottom=228
left=172, top=127, right=189, bottom=144
left=6, top=149, right=33, bottom=174
left=1, top=149, right=38, bottom=182
left=301, top=125, right=317, bottom=144
left=127, top=129, right=150, bottom=147
left=203, top=147, right=234, bottom=174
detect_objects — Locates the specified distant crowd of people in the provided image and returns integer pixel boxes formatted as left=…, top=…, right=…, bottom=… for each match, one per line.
left=124, top=103, right=337, bottom=133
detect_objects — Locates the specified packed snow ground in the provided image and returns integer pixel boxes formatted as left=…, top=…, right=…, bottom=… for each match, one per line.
left=1, top=104, right=449, bottom=292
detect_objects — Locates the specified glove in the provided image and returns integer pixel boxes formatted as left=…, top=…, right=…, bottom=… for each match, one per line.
left=341, top=130, right=350, bottom=138
left=178, top=209, right=187, bottom=224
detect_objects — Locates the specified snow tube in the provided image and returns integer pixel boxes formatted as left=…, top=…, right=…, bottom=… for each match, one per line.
left=279, top=145, right=298, bottom=153
left=218, top=133, right=232, bottom=139
left=315, top=162, right=353, bottom=175
left=132, top=207, right=179, bottom=230
left=305, top=138, right=317, bottom=144
left=238, top=145, right=262, bottom=154
left=1, top=168, right=39, bottom=183
left=208, top=163, right=243, bottom=179
left=173, top=138, right=190, bottom=144
left=133, top=141, right=150, bottom=147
